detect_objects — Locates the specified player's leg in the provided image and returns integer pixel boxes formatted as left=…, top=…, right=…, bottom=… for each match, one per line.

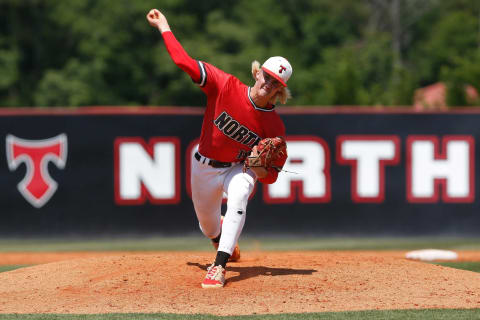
left=216, top=215, right=240, bottom=262
left=191, top=157, right=223, bottom=240
left=202, top=165, right=255, bottom=288
left=218, top=165, right=256, bottom=264
left=193, top=160, right=234, bottom=289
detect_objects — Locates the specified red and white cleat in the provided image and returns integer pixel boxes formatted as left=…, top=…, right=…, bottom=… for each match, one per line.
left=201, top=264, right=226, bottom=288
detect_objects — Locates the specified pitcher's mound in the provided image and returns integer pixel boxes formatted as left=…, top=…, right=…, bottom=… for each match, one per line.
left=1, top=251, right=480, bottom=315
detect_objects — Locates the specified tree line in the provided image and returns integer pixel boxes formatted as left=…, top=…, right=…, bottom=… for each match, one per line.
left=1, top=0, right=480, bottom=108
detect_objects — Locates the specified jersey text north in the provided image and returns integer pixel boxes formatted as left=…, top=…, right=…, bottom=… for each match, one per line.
left=213, top=111, right=262, bottom=147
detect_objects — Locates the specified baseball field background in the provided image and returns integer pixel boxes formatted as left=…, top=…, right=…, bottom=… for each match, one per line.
left=3, top=1, right=480, bottom=319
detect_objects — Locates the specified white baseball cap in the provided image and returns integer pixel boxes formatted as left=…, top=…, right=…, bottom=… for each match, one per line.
left=261, top=56, right=292, bottom=87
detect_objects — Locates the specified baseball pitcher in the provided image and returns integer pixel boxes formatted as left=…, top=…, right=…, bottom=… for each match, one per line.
left=147, top=9, right=292, bottom=288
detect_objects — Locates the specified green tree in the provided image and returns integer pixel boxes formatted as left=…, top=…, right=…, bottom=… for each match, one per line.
left=414, top=11, right=479, bottom=85
left=0, top=40, right=20, bottom=106
left=1, top=0, right=480, bottom=107
left=442, top=54, right=480, bottom=106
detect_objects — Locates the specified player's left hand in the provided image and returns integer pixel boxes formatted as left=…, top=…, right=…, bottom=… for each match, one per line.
left=245, top=137, right=286, bottom=168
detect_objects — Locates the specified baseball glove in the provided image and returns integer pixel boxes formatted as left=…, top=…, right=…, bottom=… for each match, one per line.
left=244, top=137, right=287, bottom=170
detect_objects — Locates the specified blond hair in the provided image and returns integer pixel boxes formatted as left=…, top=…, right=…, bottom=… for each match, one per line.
left=251, top=60, right=291, bottom=105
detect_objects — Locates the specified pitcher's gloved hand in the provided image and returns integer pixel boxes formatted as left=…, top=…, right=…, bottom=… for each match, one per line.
left=244, top=137, right=287, bottom=171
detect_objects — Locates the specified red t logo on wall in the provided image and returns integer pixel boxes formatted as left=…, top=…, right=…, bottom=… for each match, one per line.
left=6, top=134, right=68, bottom=208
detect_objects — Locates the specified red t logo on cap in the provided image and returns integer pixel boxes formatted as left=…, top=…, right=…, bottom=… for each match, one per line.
left=279, top=65, right=287, bottom=74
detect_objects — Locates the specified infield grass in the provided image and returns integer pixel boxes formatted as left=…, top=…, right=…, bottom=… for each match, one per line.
left=434, top=261, right=480, bottom=273
left=1, top=236, right=480, bottom=252
left=0, top=265, right=29, bottom=272
left=0, top=309, right=480, bottom=320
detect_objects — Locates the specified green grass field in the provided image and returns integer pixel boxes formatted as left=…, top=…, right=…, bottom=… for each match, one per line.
left=0, top=265, right=29, bottom=273
left=1, top=235, right=480, bottom=252
left=435, top=261, right=480, bottom=273
left=0, top=309, right=480, bottom=320
left=1, top=236, right=480, bottom=320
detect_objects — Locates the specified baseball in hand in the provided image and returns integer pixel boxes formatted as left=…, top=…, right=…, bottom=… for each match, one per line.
left=147, top=9, right=159, bottom=26
left=147, top=9, right=170, bottom=32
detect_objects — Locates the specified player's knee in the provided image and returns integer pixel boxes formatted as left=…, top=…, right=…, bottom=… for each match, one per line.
left=228, top=189, right=250, bottom=210
left=198, top=222, right=220, bottom=239
left=228, top=180, right=253, bottom=205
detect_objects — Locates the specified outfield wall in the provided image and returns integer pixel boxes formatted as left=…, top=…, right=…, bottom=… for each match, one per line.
left=1, top=107, right=479, bottom=236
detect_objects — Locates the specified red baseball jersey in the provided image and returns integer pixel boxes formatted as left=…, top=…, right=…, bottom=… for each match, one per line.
left=162, top=31, right=287, bottom=183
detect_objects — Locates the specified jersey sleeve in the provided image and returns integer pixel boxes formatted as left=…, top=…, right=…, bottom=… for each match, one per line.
left=161, top=31, right=201, bottom=83
left=197, top=61, right=230, bottom=96
left=161, top=31, right=230, bottom=96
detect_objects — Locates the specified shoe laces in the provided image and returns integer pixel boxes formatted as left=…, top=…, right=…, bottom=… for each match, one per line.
left=206, top=265, right=224, bottom=280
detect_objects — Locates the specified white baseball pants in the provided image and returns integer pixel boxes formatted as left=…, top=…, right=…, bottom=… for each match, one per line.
left=191, top=152, right=256, bottom=255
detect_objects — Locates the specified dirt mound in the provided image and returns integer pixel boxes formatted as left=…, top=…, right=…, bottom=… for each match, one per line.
left=0, top=251, right=480, bottom=315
